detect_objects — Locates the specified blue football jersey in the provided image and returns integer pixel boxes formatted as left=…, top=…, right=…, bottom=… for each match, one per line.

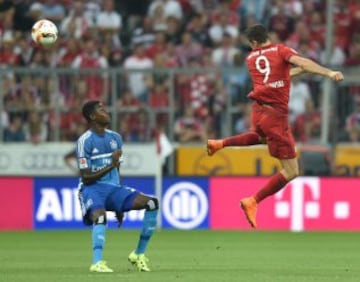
left=76, top=129, right=123, bottom=186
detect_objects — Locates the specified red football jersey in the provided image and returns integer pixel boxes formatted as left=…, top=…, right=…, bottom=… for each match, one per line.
left=246, top=43, right=298, bottom=112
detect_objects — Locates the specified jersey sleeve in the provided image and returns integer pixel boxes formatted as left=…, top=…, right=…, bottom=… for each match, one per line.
left=278, top=44, right=298, bottom=62
left=76, top=137, right=92, bottom=170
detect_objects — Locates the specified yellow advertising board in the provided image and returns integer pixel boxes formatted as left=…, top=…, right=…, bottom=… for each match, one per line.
left=176, top=145, right=281, bottom=176
left=177, top=144, right=360, bottom=176
left=334, top=144, right=360, bottom=176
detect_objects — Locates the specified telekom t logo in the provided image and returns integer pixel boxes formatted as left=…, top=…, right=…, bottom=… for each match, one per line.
left=275, top=177, right=320, bottom=231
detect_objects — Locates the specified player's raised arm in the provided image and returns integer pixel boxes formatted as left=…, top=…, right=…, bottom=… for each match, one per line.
left=289, top=55, right=344, bottom=81
left=289, top=66, right=306, bottom=78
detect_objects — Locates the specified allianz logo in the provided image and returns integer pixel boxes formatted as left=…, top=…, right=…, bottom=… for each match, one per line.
left=36, top=188, right=144, bottom=222
left=163, top=182, right=208, bottom=229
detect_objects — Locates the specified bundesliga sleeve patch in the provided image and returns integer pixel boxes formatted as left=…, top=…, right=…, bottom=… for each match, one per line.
left=79, top=158, right=88, bottom=169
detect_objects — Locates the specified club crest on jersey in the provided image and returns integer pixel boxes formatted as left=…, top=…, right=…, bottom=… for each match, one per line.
left=79, top=158, right=88, bottom=169
left=110, top=139, right=117, bottom=150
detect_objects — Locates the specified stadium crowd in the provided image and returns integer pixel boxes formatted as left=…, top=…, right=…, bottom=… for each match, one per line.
left=1, top=0, right=360, bottom=144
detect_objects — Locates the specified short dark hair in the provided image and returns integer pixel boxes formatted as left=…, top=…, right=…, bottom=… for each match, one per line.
left=82, top=100, right=100, bottom=122
left=245, top=24, right=268, bottom=44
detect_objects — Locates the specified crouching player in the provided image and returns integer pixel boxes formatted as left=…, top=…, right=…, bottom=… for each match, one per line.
left=77, top=100, right=158, bottom=272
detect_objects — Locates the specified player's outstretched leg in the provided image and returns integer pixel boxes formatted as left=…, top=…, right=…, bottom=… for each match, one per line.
left=89, top=211, right=114, bottom=273
left=128, top=195, right=159, bottom=272
left=207, top=132, right=262, bottom=156
left=240, top=159, right=299, bottom=228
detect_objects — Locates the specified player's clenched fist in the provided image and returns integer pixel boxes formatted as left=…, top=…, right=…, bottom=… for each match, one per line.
left=328, top=71, right=344, bottom=81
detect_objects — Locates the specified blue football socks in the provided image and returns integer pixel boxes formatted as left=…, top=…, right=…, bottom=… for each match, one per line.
left=135, top=210, right=158, bottom=254
left=92, top=224, right=106, bottom=264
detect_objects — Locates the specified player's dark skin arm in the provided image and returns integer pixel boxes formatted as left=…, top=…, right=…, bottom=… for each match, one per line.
left=80, top=150, right=122, bottom=185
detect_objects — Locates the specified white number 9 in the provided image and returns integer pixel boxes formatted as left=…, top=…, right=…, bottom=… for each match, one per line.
left=255, top=55, right=270, bottom=83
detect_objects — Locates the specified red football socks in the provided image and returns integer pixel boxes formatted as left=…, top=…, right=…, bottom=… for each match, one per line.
left=254, top=172, right=288, bottom=203
left=223, top=132, right=261, bottom=147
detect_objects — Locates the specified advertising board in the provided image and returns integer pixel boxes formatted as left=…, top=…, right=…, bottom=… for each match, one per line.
left=210, top=177, right=360, bottom=231
left=0, top=178, right=33, bottom=230
left=33, top=177, right=154, bottom=229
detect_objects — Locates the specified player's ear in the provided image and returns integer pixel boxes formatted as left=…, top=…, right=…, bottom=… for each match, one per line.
left=89, top=112, right=96, bottom=121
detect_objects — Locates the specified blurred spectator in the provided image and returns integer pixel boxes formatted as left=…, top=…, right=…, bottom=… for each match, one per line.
left=208, top=3, right=239, bottom=45
left=59, top=95, right=87, bottom=141
left=13, top=0, right=36, bottom=32
left=211, top=32, right=239, bottom=67
left=239, top=0, right=269, bottom=24
left=124, top=43, right=153, bottom=101
left=186, top=12, right=210, bottom=46
left=16, top=37, right=34, bottom=66
left=4, top=76, right=40, bottom=112
left=345, top=96, right=360, bottom=142
left=148, top=0, right=183, bottom=21
left=150, top=2, right=168, bottom=32
left=289, top=77, right=312, bottom=124
left=119, top=0, right=150, bottom=32
left=60, top=1, right=92, bottom=39
left=96, top=0, right=122, bottom=47
left=176, top=31, right=203, bottom=66
left=308, top=11, right=326, bottom=47
left=3, top=114, right=26, bottom=142
left=146, top=32, right=167, bottom=59
left=0, top=33, right=19, bottom=67
left=125, top=108, right=152, bottom=142
left=334, top=0, right=351, bottom=52
left=72, top=38, right=109, bottom=102
left=228, top=52, right=249, bottom=105
left=42, top=0, right=65, bottom=25
left=350, top=0, right=360, bottom=37
left=176, top=56, right=213, bottom=117
left=345, top=34, right=360, bottom=66
left=234, top=103, right=251, bottom=134
left=268, top=0, right=295, bottom=41
left=174, top=105, right=206, bottom=142
left=23, top=111, right=48, bottom=143
left=165, top=16, right=183, bottom=44
left=319, top=37, right=346, bottom=67
left=210, top=0, right=239, bottom=28
left=149, top=83, right=170, bottom=126
left=293, top=99, right=322, bottom=143
left=131, top=16, right=155, bottom=48
left=117, top=89, right=142, bottom=108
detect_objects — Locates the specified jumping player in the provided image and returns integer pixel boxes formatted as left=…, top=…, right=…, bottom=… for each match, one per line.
left=76, top=100, right=158, bottom=272
left=207, top=24, right=344, bottom=228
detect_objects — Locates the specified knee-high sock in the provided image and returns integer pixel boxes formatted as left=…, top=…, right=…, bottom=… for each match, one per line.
left=92, top=224, right=106, bottom=264
left=254, top=172, right=288, bottom=203
left=135, top=210, right=158, bottom=254
left=223, top=132, right=261, bottom=147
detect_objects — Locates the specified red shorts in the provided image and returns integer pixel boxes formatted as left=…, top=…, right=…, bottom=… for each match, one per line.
left=251, top=102, right=296, bottom=159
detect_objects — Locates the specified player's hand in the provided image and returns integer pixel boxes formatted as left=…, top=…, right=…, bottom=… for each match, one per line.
left=328, top=71, right=344, bottom=82
left=112, top=150, right=122, bottom=167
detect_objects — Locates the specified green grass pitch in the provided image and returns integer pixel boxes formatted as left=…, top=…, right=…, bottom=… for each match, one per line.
left=0, top=230, right=359, bottom=282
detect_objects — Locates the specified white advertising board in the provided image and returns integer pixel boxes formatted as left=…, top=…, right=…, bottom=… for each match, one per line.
left=0, top=143, right=157, bottom=176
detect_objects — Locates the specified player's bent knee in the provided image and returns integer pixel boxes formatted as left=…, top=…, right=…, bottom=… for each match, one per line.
left=92, top=210, right=107, bottom=225
left=146, top=197, right=159, bottom=211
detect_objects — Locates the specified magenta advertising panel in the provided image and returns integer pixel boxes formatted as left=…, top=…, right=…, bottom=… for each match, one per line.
left=0, top=178, right=33, bottom=230
left=210, top=177, right=360, bottom=231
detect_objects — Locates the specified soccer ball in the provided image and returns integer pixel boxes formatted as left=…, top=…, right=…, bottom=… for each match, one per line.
left=31, top=19, right=58, bottom=47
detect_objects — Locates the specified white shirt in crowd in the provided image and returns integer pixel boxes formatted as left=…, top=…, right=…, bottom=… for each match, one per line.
left=289, top=80, right=311, bottom=124
left=124, top=56, right=153, bottom=98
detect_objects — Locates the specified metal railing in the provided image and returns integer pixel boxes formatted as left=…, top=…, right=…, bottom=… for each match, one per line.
left=0, top=66, right=358, bottom=146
